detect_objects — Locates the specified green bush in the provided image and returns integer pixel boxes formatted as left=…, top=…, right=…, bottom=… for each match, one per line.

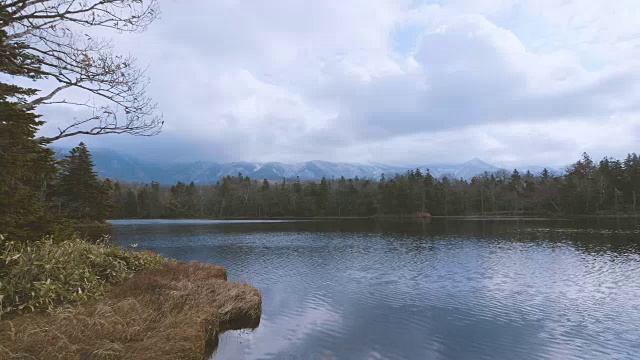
left=0, top=234, right=164, bottom=316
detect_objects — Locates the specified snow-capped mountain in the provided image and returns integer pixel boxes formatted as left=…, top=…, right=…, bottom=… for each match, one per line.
left=54, top=148, right=557, bottom=184
left=417, top=158, right=500, bottom=180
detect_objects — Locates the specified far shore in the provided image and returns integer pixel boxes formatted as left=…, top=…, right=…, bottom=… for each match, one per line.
left=106, top=213, right=640, bottom=223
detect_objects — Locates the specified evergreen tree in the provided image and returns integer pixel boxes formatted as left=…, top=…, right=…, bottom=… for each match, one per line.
left=261, top=179, right=270, bottom=191
left=149, top=181, right=163, bottom=218
left=112, top=182, right=127, bottom=218
left=100, top=178, right=116, bottom=219
left=541, top=168, right=550, bottom=180
left=0, top=27, right=58, bottom=240
left=57, top=143, right=110, bottom=222
left=124, top=189, right=139, bottom=218
left=319, top=176, right=330, bottom=213
left=0, top=99, right=58, bottom=239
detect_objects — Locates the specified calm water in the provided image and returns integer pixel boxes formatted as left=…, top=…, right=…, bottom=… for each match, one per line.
left=106, top=218, right=640, bottom=360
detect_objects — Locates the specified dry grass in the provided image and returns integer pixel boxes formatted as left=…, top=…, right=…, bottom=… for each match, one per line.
left=0, top=261, right=262, bottom=360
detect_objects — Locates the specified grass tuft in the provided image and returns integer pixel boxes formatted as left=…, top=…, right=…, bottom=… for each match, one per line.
left=0, top=234, right=164, bottom=316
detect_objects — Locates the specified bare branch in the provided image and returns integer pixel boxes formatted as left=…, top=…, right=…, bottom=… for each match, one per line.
left=40, top=99, right=92, bottom=107
left=24, top=82, right=73, bottom=107
left=1, top=0, right=163, bottom=142
left=36, top=108, right=164, bottom=143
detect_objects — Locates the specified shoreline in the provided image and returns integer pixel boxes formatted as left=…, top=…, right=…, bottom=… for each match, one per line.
left=107, top=213, right=640, bottom=222
left=71, top=221, right=114, bottom=229
left=0, top=261, right=262, bottom=359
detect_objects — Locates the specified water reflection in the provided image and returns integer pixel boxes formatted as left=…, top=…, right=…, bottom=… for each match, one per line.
left=108, top=219, right=640, bottom=360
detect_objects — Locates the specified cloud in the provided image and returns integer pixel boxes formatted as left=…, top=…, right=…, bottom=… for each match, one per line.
left=31, top=0, right=640, bottom=166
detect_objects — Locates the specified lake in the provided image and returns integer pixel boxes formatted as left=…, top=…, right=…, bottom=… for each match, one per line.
left=105, top=218, right=640, bottom=360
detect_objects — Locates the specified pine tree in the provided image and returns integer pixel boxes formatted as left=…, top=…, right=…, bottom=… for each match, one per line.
left=124, top=189, right=139, bottom=218
left=57, top=143, right=110, bottom=222
left=261, top=179, right=270, bottom=191
left=0, top=28, right=59, bottom=240
left=541, top=168, right=550, bottom=180
left=100, top=178, right=116, bottom=219
left=319, top=176, right=330, bottom=213
left=149, top=181, right=163, bottom=218
left=0, top=100, right=58, bottom=239
left=112, top=182, right=127, bottom=218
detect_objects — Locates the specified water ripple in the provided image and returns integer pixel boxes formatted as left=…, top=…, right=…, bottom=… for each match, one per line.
left=109, top=219, right=640, bottom=360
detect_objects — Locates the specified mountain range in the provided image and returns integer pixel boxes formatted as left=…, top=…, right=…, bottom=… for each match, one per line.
left=53, top=147, right=559, bottom=184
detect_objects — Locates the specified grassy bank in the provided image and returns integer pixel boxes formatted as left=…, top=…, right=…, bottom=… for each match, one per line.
left=0, top=236, right=262, bottom=359
left=0, top=235, right=164, bottom=314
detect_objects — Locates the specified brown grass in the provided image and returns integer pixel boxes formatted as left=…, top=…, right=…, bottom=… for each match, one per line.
left=0, top=261, right=262, bottom=360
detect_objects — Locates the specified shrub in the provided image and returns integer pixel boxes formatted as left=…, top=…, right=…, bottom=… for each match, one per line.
left=0, top=234, right=164, bottom=316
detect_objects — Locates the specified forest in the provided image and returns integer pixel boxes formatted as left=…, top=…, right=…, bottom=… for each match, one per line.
left=108, top=152, right=640, bottom=219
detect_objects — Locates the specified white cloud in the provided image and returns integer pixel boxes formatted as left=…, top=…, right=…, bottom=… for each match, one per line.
left=32, top=0, right=640, bottom=166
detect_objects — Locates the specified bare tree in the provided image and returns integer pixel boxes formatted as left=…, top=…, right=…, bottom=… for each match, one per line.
left=0, top=0, right=163, bottom=143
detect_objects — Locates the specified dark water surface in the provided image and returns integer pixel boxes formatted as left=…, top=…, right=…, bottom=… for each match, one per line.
left=107, top=218, right=640, bottom=360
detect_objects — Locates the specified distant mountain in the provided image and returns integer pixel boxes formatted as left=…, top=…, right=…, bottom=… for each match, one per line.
left=52, top=147, right=560, bottom=184
left=416, top=158, right=501, bottom=180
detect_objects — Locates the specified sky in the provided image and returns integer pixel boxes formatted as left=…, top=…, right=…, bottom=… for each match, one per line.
left=36, top=0, right=640, bottom=168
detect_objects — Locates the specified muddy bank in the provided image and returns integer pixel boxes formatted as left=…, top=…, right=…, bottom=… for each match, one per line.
left=0, top=262, right=261, bottom=359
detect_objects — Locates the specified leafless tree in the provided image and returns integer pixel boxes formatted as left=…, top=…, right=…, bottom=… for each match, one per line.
left=0, top=0, right=163, bottom=143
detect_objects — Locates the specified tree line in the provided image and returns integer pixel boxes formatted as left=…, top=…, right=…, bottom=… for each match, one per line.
left=2, top=1, right=639, bottom=239
left=109, top=152, right=640, bottom=219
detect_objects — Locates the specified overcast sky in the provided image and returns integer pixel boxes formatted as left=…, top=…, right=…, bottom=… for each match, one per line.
left=38, top=0, right=640, bottom=168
